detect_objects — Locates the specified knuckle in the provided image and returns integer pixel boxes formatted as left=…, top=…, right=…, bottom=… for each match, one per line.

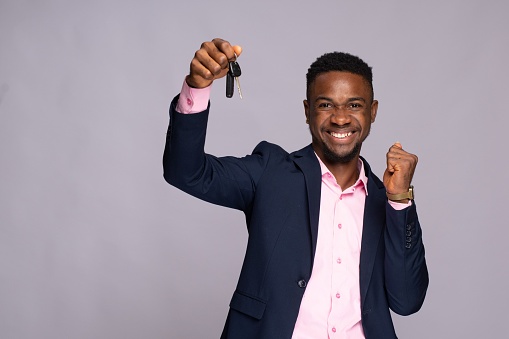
left=217, top=54, right=228, bottom=66
left=200, top=41, right=212, bottom=49
left=189, top=59, right=199, bottom=72
left=211, top=64, right=222, bottom=75
left=194, top=49, right=206, bottom=60
left=218, top=39, right=230, bottom=48
left=201, top=69, right=213, bottom=80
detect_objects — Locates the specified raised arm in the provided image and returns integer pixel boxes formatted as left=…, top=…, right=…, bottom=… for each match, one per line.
left=383, top=143, right=429, bottom=315
left=163, top=39, right=266, bottom=212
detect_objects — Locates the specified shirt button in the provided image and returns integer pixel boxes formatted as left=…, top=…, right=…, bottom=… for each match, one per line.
left=297, top=279, right=307, bottom=288
left=336, top=293, right=340, bottom=298
left=332, top=327, right=336, bottom=333
left=186, top=98, right=192, bottom=105
left=336, top=258, right=342, bottom=264
left=338, top=224, right=342, bottom=229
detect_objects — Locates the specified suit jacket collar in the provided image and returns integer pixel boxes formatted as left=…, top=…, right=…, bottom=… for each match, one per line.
left=359, top=157, right=387, bottom=305
left=291, top=145, right=321, bottom=260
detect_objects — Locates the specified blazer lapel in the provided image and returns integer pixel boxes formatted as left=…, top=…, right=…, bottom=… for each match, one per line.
left=359, top=157, right=387, bottom=305
left=291, top=145, right=322, bottom=260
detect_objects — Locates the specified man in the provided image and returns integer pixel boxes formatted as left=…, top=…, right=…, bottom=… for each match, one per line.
left=163, top=38, right=428, bottom=339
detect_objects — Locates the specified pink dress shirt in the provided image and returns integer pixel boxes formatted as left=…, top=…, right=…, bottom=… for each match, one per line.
left=292, top=158, right=368, bottom=338
left=175, top=79, right=211, bottom=113
left=174, top=79, right=411, bottom=338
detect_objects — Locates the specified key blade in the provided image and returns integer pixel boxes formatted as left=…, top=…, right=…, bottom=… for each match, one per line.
left=235, top=77, right=243, bottom=99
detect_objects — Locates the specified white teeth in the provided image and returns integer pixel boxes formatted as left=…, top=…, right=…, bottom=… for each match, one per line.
left=330, top=131, right=352, bottom=139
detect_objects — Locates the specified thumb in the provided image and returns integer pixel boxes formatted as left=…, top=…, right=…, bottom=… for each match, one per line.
left=233, top=45, right=243, bottom=57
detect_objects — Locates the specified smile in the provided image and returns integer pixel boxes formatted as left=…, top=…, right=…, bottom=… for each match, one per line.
left=330, top=131, right=353, bottom=139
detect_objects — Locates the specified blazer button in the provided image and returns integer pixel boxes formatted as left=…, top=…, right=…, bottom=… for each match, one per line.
left=297, top=279, right=307, bottom=288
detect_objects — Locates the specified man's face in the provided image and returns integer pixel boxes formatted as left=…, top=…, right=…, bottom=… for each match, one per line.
left=304, top=71, right=378, bottom=165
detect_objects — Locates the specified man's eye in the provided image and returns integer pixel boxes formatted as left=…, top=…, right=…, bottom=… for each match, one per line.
left=318, top=102, right=333, bottom=108
left=349, top=103, right=363, bottom=110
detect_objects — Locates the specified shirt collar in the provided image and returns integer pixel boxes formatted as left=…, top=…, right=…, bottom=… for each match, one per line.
left=314, top=153, right=369, bottom=194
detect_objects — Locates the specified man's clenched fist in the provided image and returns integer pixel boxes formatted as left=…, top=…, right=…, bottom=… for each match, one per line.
left=383, top=142, right=418, bottom=203
left=186, top=38, right=242, bottom=89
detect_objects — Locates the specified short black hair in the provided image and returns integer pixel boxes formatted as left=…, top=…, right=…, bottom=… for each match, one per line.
left=306, top=52, right=373, bottom=100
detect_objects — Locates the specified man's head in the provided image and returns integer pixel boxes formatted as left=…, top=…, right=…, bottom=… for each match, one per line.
left=304, top=52, right=378, bottom=166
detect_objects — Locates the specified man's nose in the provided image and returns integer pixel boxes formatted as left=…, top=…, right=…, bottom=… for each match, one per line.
left=330, top=106, right=351, bottom=125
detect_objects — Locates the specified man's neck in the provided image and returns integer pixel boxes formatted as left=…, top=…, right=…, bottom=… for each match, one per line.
left=322, top=156, right=361, bottom=189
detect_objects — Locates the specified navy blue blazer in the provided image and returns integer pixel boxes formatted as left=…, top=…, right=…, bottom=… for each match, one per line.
left=163, top=97, right=428, bottom=339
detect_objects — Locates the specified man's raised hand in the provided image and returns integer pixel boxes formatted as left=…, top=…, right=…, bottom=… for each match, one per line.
left=186, top=38, right=242, bottom=89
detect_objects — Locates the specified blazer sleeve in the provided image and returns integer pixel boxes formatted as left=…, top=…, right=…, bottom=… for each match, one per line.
left=163, top=95, right=269, bottom=212
left=384, top=202, right=429, bottom=315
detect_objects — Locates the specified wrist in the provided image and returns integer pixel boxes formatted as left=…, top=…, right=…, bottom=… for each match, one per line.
left=186, top=75, right=212, bottom=89
left=386, top=185, right=414, bottom=202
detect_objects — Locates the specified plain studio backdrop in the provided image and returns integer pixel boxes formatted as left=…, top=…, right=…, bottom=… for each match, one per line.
left=1, top=0, right=508, bottom=338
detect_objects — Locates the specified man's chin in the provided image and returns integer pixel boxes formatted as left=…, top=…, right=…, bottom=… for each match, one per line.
left=323, top=144, right=361, bottom=164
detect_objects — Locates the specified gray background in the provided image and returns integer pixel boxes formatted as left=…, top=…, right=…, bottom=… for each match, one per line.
left=1, top=0, right=508, bottom=338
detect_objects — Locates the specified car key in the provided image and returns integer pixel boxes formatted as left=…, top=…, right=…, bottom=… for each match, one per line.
left=226, top=59, right=243, bottom=99
left=226, top=71, right=234, bottom=98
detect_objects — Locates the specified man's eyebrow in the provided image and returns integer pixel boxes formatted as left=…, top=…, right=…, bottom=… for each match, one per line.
left=314, top=96, right=367, bottom=103
left=346, top=97, right=367, bottom=103
left=315, top=95, right=334, bottom=101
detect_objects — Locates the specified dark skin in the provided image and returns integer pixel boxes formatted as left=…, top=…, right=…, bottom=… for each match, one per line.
left=187, top=39, right=418, bottom=203
left=186, top=38, right=242, bottom=89
left=304, top=71, right=378, bottom=189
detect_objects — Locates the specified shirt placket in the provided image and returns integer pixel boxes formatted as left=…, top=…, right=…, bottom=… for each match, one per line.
left=328, top=186, right=346, bottom=337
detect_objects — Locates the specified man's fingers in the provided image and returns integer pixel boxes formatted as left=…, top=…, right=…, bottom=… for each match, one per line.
left=385, top=142, right=418, bottom=192
left=210, top=38, right=241, bottom=63
left=386, top=152, right=418, bottom=171
left=187, top=39, right=242, bottom=88
left=386, top=154, right=417, bottom=174
left=211, top=39, right=242, bottom=58
left=387, top=143, right=418, bottom=163
left=196, top=42, right=228, bottom=74
left=190, top=57, right=217, bottom=81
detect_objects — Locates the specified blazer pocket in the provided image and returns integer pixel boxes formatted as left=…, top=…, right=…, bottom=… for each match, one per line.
left=229, top=290, right=267, bottom=320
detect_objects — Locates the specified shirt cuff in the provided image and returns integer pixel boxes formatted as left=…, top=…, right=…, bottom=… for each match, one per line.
left=175, top=79, right=211, bottom=114
left=388, top=199, right=412, bottom=211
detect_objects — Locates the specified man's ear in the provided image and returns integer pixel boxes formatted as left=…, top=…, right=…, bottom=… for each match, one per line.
left=304, top=99, right=309, bottom=124
left=370, top=100, right=378, bottom=123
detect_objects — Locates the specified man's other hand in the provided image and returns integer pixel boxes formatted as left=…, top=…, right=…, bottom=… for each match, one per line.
left=383, top=142, right=418, bottom=203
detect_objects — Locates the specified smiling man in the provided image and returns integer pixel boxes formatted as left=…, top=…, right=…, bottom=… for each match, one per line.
left=163, top=38, right=428, bottom=339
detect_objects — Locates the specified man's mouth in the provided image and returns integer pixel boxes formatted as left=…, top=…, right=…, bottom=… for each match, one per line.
left=330, top=131, right=353, bottom=139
